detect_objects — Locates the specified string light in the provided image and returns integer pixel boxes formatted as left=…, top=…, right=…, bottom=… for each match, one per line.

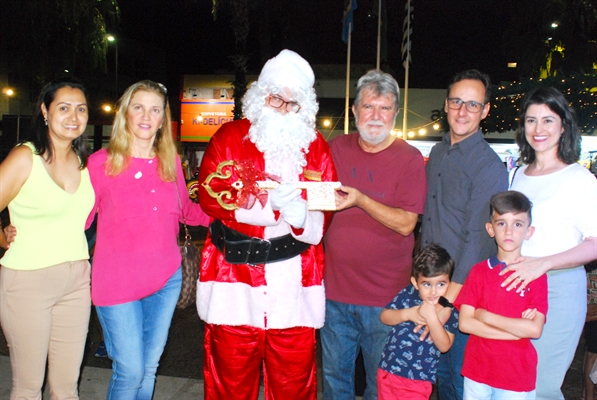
left=318, top=117, right=444, bottom=138
left=318, top=74, right=597, bottom=136
left=484, top=73, right=597, bottom=134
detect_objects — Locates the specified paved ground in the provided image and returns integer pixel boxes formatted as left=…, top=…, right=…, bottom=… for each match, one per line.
left=0, top=306, right=317, bottom=399
left=0, top=303, right=585, bottom=399
left=0, top=355, right=209, bottom=400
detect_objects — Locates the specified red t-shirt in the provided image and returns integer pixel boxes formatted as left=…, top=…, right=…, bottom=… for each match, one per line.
left=324, top=133, right=427, bottom=307
left=455, top=257, right=548, bottom=392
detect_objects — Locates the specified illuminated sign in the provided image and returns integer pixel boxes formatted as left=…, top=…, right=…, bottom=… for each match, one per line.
left=180, top=99, right=234, bottom=142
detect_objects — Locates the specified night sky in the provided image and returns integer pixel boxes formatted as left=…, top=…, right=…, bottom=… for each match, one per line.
left=114, top=0, right=513, bottom=94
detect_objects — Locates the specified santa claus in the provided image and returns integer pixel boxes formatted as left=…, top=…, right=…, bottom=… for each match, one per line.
left=197, top=49, right=337, bottom=399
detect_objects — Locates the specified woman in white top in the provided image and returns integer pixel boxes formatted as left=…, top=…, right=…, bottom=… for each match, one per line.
left=506, top=86, right=597, bottom=400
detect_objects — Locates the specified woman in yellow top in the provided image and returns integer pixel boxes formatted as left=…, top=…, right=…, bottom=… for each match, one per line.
left=0, top=78, right=95, bottom=399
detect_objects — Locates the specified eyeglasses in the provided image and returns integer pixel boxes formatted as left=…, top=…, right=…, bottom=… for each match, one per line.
left=267, top=96, right=301, bottom=113
left=446, top=98, right=486, bottom=113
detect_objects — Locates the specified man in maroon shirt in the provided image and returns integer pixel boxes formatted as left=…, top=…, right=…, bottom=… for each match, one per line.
left=322, top=69, right=427, bottom=400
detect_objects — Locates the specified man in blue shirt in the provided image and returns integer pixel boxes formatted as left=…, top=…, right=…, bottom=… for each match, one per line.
left=419, top=69, right=508, bottom=400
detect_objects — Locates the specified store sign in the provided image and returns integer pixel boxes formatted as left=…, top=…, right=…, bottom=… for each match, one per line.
left=180, top=99, right=234, bottom=142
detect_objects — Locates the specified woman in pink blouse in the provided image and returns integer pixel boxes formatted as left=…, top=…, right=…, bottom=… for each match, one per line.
left=86, top=80, right=208, bottom=399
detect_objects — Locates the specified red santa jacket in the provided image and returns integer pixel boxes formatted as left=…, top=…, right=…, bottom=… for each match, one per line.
left=197, top=119, right=337, bottom=329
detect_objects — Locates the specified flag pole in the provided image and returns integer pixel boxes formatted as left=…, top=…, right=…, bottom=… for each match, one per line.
left=345, top=22, right=352, bottom=135
left=402, top=0, right=412, bottom=136
left=402, top=61, right=409, bottom=136
left=376, top=0, right=381, bottom=69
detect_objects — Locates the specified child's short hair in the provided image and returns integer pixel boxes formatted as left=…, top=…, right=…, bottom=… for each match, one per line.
left=412, top=243, right=454, bottom=280
left=489, top=190, right=533, bottom=224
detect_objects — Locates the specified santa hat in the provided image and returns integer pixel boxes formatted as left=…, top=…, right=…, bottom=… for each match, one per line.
left=258, top=49, right=315, bottom=92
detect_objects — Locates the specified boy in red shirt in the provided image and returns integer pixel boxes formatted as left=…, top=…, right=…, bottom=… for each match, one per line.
left=455, top=191, right=548, bottom=399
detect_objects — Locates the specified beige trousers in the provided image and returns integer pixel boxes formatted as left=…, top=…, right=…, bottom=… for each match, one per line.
left=0, top=260, right=91, bottom=400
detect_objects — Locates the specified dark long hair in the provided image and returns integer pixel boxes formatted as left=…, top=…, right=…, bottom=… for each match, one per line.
left=27, top=78, right=89, bottom=168
left=516, top=87, right=581, bottom=165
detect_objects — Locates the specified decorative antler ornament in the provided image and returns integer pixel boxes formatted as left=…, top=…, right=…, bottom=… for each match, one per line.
left=202, top=160, right=341, bottom=211
left=202, top=160, right=278, bottom=210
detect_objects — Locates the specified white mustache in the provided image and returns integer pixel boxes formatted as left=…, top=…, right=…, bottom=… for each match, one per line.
left=366, top=120, right=384, bottom=126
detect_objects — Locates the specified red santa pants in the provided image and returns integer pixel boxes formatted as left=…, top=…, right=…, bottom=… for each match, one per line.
left=203, top=323, right=317, bottom=400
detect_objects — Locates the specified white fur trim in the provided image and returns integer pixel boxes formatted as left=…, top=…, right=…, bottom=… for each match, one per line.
left=197, top=256, right=325, bottom=329
left=291, top=210, right=324, bottom=245
left=235, top=198, right=279, bottom=226
left=258, top=49, right=314, bottom=92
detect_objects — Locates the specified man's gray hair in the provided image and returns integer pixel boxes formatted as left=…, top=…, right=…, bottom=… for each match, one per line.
left=354, top=70, right=400, bottom=111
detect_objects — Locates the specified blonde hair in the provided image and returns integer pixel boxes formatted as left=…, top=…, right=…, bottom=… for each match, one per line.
left=106, top=80, right=177, bottom=181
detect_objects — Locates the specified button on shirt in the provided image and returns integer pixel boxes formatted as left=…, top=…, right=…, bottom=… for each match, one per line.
left=420, top=130, right=507, bottom=284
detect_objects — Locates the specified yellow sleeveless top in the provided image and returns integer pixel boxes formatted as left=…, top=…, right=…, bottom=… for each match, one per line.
left=1, top=143, right=95, bottom=270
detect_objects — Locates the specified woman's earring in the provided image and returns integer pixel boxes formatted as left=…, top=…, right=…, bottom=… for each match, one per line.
left=44, top=118, right=48, bottom=126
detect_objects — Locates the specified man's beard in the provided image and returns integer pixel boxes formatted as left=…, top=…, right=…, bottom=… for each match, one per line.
left=357, top=119, right=392, bottom=145
left=248, top=107, right=317, bottom=179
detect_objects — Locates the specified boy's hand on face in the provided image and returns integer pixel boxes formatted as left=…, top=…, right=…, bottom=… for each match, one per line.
left=418, top=301, right=437, bottom=321
left=415, top=305, right=451, bottom=342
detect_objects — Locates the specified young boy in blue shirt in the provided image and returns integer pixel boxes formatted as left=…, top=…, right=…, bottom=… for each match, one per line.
left=455, top=190, right=548, bottom=399
left=377, top=243, right=459, bottom=399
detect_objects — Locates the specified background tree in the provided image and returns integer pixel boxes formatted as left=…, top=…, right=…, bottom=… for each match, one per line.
left=429, top=0, right=597, bottom=136
left=211, top=0, right=251, bottom=120
left=0, top=0, right=120, bottom=105
left=210, top=0, right=289, bottom=120
left=484, top=0, right=597, bottom=135
left=502, top=0, right=597, bottom=78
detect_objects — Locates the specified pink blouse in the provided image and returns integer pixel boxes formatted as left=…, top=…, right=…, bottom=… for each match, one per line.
left=86, top=149, right=209, bottom=306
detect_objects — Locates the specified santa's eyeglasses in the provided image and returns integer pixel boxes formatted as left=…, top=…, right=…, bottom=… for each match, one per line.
left=267, top=95, right=301, bottom=113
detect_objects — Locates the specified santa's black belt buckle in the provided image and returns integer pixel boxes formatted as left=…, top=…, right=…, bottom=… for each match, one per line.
left=210, top=220, right=309, bottom=265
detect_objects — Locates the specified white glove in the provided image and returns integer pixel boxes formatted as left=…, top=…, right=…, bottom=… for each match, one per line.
left=280, top=198, right=308, bottom=229
left=269, top=183, right=301, bottom=210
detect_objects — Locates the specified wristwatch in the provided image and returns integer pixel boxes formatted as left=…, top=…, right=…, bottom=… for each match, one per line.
left=438, top=296, right=454, bottom=308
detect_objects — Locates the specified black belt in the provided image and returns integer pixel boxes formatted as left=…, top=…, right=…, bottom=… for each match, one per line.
left=209, top=219, right=310, bottom=265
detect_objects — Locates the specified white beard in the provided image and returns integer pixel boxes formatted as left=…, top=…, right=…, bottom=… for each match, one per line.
left=248, top=107, right=317, bottom=179
left=356, top=119, right=392, bottom=145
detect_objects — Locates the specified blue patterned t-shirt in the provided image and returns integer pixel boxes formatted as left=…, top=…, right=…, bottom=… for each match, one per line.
left=378, top=284, right=459, bottom=383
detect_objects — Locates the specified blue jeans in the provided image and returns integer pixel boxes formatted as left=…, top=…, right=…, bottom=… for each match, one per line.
left=437, top=328, right=468, bottom=400
left=96, top=268, right=182, bottom=400
left=464, top=377, right=535, bottom=400
left=321, top=299, right=391, bottom=400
